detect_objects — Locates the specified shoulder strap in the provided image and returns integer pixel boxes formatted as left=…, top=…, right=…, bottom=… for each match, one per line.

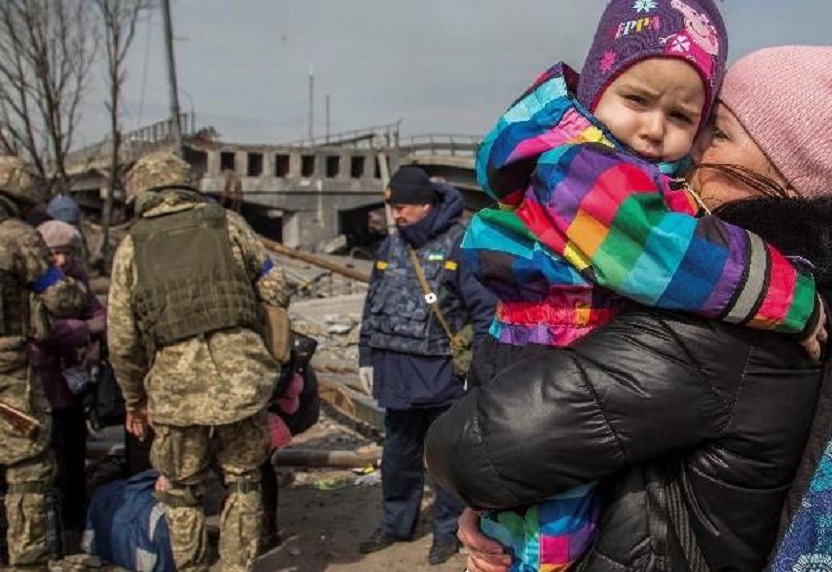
left=666, top=473, right=710, bottom=572
left=646, top=462, right=710, bottom=572
left=408, top=246, right=454, bottom=342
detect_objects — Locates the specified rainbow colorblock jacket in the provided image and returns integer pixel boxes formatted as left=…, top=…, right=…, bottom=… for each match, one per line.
left=464, top=63, right=818, bottom=347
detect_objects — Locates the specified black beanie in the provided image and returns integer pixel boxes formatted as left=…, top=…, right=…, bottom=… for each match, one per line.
left=386, top=166, right=436, bottom=205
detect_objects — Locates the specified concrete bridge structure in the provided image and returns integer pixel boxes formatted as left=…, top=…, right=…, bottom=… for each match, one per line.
left=65, top=118, right=491, bottom=250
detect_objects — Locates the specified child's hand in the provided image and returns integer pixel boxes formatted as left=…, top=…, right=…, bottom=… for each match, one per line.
left=458, top=508, right=511, bottom=572
left=801, top=297, right=828, bottom=363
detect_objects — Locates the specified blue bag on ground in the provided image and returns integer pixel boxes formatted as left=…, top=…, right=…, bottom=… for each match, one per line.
left=83, top=469, right=175, bottom=572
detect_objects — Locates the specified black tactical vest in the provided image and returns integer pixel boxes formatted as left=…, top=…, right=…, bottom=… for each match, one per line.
left=366, top=223, right=466, bottom=356
left=129, top=202, right=260, bottom=347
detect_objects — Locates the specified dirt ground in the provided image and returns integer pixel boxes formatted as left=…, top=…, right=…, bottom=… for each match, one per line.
left=249, top=413, right=467, bottom=572
left=253, top=478, right=466, bottom=572
left=40, top=412, right=464, bottom=572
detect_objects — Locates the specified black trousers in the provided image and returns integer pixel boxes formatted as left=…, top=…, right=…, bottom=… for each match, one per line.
left=381, top=406, right=465, bottom=542
left=124, top=428, right=154, bottom=477
left=51, top=406, right=88, bottom=530
left=261, top=461, right=278, bottom=535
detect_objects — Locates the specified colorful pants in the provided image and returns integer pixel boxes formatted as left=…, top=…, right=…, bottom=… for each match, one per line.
left=480, top=482, right=600, bottom=572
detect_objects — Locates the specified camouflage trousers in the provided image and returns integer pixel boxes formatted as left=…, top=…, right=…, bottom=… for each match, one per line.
left=150, top=413, right=270, bottom=572
left=0, top=401, right=53, bottom=572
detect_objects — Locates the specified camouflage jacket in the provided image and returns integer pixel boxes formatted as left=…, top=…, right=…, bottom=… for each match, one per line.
left=0, top=198, right=88, bottom=413
left=107, top=193, right=290, bottom=426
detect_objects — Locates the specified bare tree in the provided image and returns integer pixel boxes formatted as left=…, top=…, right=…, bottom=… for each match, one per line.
left=0, top=0, right=97, bottom=189
left=94, top=0, right=148, bottom=270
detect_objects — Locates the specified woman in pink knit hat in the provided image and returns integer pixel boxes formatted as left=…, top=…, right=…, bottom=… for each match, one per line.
left=32, top=220, right=107, bottom=549
left=692, top=44, right=832, bottom=205
left=427, top=45, right=832, bottom=572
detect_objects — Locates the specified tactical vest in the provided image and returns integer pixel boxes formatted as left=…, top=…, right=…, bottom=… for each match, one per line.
left=366, top=223, right=466, bottom=356
left=130, top=202, right=259, bottom=348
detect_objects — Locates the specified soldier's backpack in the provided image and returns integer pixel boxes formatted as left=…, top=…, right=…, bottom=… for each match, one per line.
left=270, top=332, right=320, bottom=437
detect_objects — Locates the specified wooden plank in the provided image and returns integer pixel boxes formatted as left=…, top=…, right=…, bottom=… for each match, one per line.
left=317, top=375, right=384, bottom=432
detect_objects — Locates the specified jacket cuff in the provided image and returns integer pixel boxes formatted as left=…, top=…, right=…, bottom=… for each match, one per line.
left=358, top=345, right=373, bottom=368
left=122, top=391, right=146, bottom=413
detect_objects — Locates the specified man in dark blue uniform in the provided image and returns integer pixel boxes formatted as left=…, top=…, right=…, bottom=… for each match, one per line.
left=357, top=166, right=496, bottom=565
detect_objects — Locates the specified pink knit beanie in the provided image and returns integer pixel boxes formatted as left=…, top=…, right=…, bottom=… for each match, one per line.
left=720, top=45, right=832, bottom=199
left=37, top=220, right=81, bottom=251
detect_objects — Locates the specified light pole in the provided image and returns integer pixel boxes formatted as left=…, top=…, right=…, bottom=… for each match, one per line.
left=161, top=0, right=183, bottom=156
left=178, top=87, right=195, bottom=133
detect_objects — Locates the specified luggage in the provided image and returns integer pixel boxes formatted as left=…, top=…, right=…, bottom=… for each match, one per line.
left=84, top=469, right=175, bottom=572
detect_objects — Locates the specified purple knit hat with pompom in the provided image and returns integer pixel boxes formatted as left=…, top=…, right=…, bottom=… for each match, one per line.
left=577, top=0, right=727, bottom=127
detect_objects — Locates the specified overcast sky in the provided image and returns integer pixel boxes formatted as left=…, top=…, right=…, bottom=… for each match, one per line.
left=75, top=0, right=832, bottom=148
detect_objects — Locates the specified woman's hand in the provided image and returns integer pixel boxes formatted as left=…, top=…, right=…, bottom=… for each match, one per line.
left=458, top=507, right=512, bottom=572
left=85, top=314, right=107, bottom=337
left=801, top=296, right=829, bottom=363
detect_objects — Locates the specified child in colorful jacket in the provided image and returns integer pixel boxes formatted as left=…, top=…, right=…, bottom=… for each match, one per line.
left=464, top=0, right=825, bottom=570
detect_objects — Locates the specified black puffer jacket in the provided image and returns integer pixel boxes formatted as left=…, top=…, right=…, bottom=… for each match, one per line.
left=427, top=196, right=832, bottom=571
left=425, top=312, right=822, bottom=570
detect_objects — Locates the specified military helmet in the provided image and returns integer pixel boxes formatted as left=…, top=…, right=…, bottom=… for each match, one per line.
left=124, top=151, right=196, bottom=203
left=0, top=155, right=42, bottom=205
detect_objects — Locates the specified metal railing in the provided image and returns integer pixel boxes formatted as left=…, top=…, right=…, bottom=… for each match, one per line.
left=397, top=133, right=480, bottom=156
left=283, top=127, right=480, bottom=158
left=122, top=112, right=196, bottom=145
left=283, top=121, right=402, bottom=149
left=65, top=113, right=197, bottom=166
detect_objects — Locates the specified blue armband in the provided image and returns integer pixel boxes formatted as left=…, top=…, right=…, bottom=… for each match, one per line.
left=257, top=258, right=275, bottom=280
left=30, top=265, right=64, bottom=294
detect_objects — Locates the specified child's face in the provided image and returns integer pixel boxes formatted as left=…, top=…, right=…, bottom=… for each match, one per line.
left=49, top=247, right=74, bottom=272
left=594, top=58, right=706, bottom=163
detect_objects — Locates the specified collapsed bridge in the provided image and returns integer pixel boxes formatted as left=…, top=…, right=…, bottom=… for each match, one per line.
left=65, top=118, right=490, bottom=251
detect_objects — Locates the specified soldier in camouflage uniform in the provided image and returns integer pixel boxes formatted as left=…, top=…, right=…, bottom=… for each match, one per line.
left=107, top=151, right=290, bottom=572
left=0, top=155, right=87, bottom=571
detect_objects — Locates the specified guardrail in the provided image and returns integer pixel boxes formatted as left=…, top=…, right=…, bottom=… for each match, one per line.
left=397, top=133, right=480, bottom=156
left=283, top=121, right=402, bottom=149
left=64, top=112, right=197, bottom=168
left=285, top=128, right=481, bottom=157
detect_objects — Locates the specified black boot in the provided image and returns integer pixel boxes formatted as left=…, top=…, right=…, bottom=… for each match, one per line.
left=428, top=537, right=461, bottom=565
left=359, top=528, right=409, bottom=554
